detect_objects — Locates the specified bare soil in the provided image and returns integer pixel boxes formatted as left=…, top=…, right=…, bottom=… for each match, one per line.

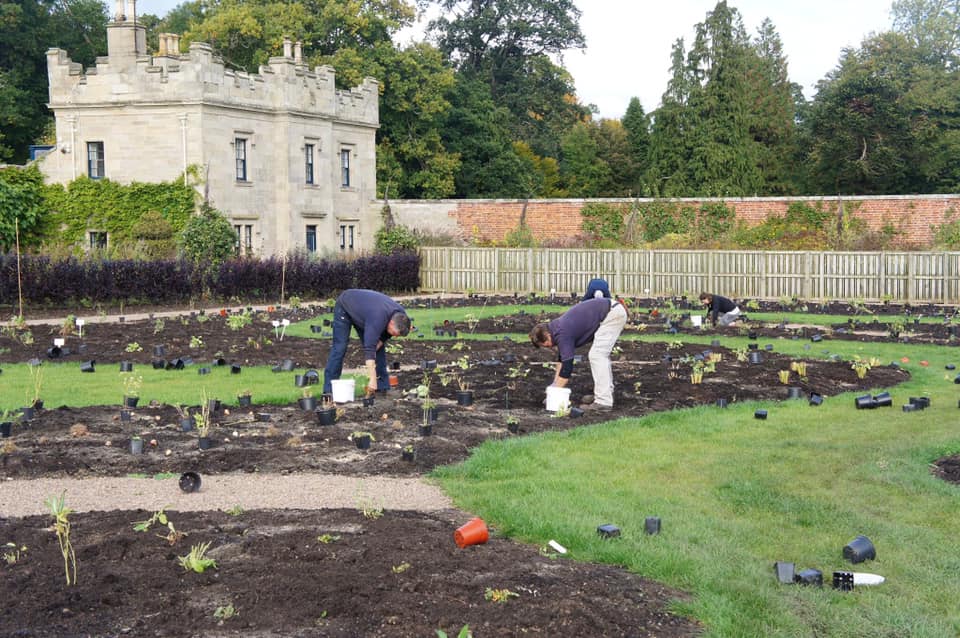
left=0, top=301, right=922, bottom=637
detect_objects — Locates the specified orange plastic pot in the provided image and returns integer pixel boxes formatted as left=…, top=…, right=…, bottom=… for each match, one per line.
left=454, top=517, right=489, bottom=548
left=389, top=374, right=399, bottom=387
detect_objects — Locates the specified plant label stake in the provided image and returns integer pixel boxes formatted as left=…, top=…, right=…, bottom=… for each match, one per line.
left=54, top=338, right=65, bottom=347
left=75, top=318, right=85, bottom=338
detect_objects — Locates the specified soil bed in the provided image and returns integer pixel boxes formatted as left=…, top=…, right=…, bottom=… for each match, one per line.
left=0, top=302, right=919, bottom=637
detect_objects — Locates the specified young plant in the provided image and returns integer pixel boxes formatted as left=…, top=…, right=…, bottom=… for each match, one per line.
left=778, top=370, right=791, bottom=384
left=153, top=318, right=165, bottom=334
left=45, top=491, right=77, bottom=585
left=189, top=335, right=204, bottom=349
left=1, top=408, right=23, bottom=422
left=226, top=311, right=253, bottom=331
left=121, top=372, right=142, bottom=398
left=484, top=588, right=519, bottom=603
left=124, top=342, right=143, bottom=353
left=3, top=542, right=27, bottom=565
left=194, top=392, right=212, bottom=437
left=436, top=625, right=472, bottom=638
left=214, top=603, right=238, bottom=620
left=850, top=357, right=871, bottom=380
left=178, top=541, right=217, bottom=573
left=349, top=431, right=375, bottom=442
left=789, top=360, right=808, bottom=378
left=27, top=362, right=44, bottom=405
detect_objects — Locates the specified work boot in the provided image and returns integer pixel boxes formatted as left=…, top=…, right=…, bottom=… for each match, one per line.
left=580, top=394, right=595, bottom=405
left=581, top=402, right=612, bottom=412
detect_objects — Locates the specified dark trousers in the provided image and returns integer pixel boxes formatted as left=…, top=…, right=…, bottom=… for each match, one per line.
left=323, top=301, right=389, bottom=394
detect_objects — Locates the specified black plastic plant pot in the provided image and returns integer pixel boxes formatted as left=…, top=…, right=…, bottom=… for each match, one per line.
left=755, top=409, right=768, bottom=420
left=843, top=535, right=876, bottom=563
left=256, top=412, right=271, bottom=422
left=0, top=422, right=11, bottom=438
left=124, top=396, right=139, bottom=408
left=294, top=374, right=307, bottom=387
left=855, top=395, right=877, bottom=409
left=198, top=367, right=211, bottom=376
left=391, top=361, right=401, bottom=371
left=31, top=399, right=43, bottom=410
left=322, top=318, right=331, bottom=327
left=401, top=449, right=415, bottom=462
left=354, top=435, right=371, bottom=450
left=568, top=407, right=584, bottom=418
left=711, top=339, right=721, bottom=347
left=179, top=471, right=202, bottom=493
left=281, top=359, right=295, bottom=372
left=154, top=345, right=166, bottom=357
left=304, top=370, right=320, bottom=385
left=298, top=396, right=318, bottom=411
left=794, top=568, right=823, bottom=586
left=764, top=344, right=774, bottom=351
left=422, top=359, right=437, bottom=370
left=317, top=408, right=336, bottom=426
left=20, top=406, right=35, bottom=420
left=748, top=332, right=758, bottom=340
left=456, top=391, right=474, bottom=406
left=362, top=396, right=375, bottom=408
left=230, top=364, right=242, bottom=374
left=47, top=346, right=62, bottom=359
left=80, top=360, right=96, bottom=373
left=873, top=392, right=892, bottom=408
left=310, top=325, right=323, bottom=333
left=748, top=343, right=759, bottom=351
left=130, top=438, right=144, bottom=454
left=597, top=524, right=621, bottom=539
left=198, top=436, right=212, bottom=450
left=119, top=361, right=134, bottom=372
left=208, top=399, right=221, bottom=413
left=168, top=358, right=185, bottom=370
left=748, top=352, right=763, bottom=364
left=180, top=417, right=194, bottom=432
left=909, top=396, right=930, bottom=409
left=774, top=561, right=795, bottom=584
left=716, top=398, right=728, bottom=408
left=152, top=359, right=166, bottom=370
left=419, top=424, right=432, bottom=437
left=425, top=407, right=439, bottom=422
left=238, top=395, right=252, bottom=407
left=213, top=358, right=226, bottom=367
left=833, top=571, right=855, bottom=591
left=644, top=517, right=661, bottom=535
left=811, top=334, right=823, bottom=342
left=809, top=393, right=824, bottom=406
left=787, top=387, right=803, bottom=400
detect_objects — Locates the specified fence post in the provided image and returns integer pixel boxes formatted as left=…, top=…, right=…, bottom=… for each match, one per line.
left=907, top=253, right=916, bottom=303
left=527, top=248, right=534, bottom=294
left=494, top=248, right=501, bottom=293
left=443, top=247, right=451, bottom=293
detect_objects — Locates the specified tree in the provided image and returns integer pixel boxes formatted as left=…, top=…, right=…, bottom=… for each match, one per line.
left=892, top=0, right=960, bottom=65
left=0, top=166, right=45, bottom=251
left=0, top=0, right=107, bottom=163
left=803, top=31, right=959, bottom=194
left=559, top=121, right=611, bottom=197
left=180, top=203, right=236, bottom=268
left=621, top=98, right=650, bottom=193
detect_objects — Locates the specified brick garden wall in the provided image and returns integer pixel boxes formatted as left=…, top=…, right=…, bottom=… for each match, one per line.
left=389, top=195, right=960, bottom=248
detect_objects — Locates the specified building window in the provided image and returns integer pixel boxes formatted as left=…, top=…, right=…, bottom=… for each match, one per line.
left=340, top=149, right=351, bottom=187
left=86, top=142, right=105, bottom=179
left=235, top=138, right=247, bottom=181
left=304, top=144, right=315, bottom=184
left=88, top=231, right=107, bottom=251
left=305, top=225, right=317, bottom=252
left=234, top=224, right=242, bottom=255
left=244, top=224, right=253, bottom=254
left=339, top=224, right=354, bottom=251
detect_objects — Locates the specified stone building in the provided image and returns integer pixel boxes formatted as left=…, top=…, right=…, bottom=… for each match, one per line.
left=38, top=0, right=380, bottom=256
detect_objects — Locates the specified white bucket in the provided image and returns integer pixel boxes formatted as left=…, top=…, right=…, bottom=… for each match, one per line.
left=545, top=386, right=571, bottom=412
left=330, top=379, right=355, bottom=403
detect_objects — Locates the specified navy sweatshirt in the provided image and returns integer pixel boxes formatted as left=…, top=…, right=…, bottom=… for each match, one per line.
left=337, top=289, right=406, bottom=360
left=548, top=297, right=612, bottom=378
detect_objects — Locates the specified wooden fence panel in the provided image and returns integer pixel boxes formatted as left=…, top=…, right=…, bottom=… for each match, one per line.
left=417, top=247, right=960, bottom=303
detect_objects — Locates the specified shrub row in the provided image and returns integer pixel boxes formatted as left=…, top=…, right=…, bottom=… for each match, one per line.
left=0, top=252, right=420, bottom=307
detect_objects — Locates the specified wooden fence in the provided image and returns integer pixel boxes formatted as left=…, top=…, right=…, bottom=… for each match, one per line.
left=419, top=247, right=960, bottom=303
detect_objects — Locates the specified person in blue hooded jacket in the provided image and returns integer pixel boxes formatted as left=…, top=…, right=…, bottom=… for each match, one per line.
left=323, top=289, right=411, bottom=396
left=582, top=278, right=611, bottom=302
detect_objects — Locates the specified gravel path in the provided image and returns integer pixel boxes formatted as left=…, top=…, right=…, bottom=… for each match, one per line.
left=0, top=474, right=454, bottom=517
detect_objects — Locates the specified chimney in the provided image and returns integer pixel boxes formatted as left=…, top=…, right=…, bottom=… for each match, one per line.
left=294, top=41, right=302, bottom=64
left=283, top=37, right=292, bottom=59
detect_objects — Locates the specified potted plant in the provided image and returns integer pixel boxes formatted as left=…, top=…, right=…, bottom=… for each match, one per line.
left=505, top=414, right=519, bottom=434
left=194, top=396, right=213, bottom=450
left=690, top=360, right=705, bottom=385
left=349, top=430, right=374, bottom=450
left=298, top=388, right=318, bottom=411
left=27, top=363, right=44, bottom=409
left=122, top=372, right=142, bottom=408
left=171, top=404, right=192, bottom=431
left=237, top=389, right=252, bottom=407
left=1, top=408, right=21, bottom=438
left=401, top=444, right=415, bottom=462
left=130, top=434, right=144, bottom=455
left=316, top=396, right=337, bottom=426
left=454, top=356, right=474, bottom=405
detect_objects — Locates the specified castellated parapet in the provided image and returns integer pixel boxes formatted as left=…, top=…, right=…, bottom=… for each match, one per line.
left=45, top=39, right=379, bottom=128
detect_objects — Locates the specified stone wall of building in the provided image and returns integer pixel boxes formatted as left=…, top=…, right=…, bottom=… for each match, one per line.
left=38, top=6, right=379, bottom=257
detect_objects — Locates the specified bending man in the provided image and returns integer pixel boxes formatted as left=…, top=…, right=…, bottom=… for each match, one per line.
left=323, top=289, right=411, bottom=396
left=529, top=296, right=628, bottom=410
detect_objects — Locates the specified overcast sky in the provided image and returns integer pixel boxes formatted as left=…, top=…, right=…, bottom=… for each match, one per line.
left=136, top=0, right=896, bottom=119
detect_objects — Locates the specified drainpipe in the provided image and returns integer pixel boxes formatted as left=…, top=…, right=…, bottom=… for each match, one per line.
left=179, top=114, right=188, bottom=175
left=69, top=115, right=77, bottom=181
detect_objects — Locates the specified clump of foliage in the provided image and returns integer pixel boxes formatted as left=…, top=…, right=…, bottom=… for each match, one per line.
left=180, top=202, right=236, bottom=271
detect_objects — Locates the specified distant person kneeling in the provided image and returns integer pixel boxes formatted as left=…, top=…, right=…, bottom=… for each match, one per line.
left=699, top=292, right=741, bottom=327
